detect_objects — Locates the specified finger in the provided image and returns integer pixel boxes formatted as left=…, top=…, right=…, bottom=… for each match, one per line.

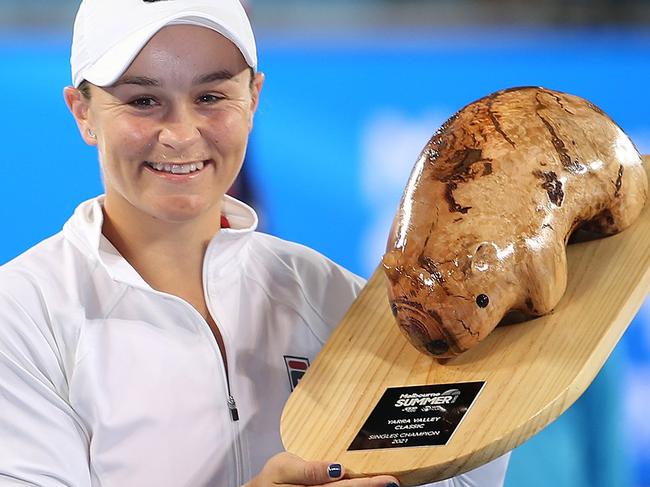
left=324, top=476, right=400, bottom=487
left=271, top=453, right=345, bottom=485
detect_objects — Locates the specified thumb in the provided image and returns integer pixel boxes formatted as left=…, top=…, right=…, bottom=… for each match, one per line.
left=301, top=460, right=345, bottom=485
left=267, top=453, right=344, bottom=485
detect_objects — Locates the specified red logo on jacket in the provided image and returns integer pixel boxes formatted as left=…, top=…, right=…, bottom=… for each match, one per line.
left=284, top=356, right=310, bottom=391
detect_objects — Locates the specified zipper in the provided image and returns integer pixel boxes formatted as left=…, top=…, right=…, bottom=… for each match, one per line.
left=140, top=287, right=245, bottom=486
left=201, top=240, right=245, bottom=486
left=230, top=405, right=245, bottom=486
left=219, top=339, right=244, bottom=487
left=227, top=394, right=239, bottom=421
left=135, top=249, right=245, bottom=484
left=217, top=341, right=244, bottom=487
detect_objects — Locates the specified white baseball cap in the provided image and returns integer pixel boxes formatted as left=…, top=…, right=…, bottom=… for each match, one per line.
left=70, top=0, right=257, bottom=88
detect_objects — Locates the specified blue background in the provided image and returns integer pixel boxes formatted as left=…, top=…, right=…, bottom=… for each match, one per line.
left=1, top=28, right=649, bottom=486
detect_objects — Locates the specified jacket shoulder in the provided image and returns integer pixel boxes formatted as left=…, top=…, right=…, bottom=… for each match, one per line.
left=245, top=232, right=366, bottom=342
left=0, top=233, right=91, bottom=392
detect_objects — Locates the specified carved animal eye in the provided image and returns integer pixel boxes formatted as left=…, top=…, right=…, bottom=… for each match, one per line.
left=476, top=294, right=490, bottom=308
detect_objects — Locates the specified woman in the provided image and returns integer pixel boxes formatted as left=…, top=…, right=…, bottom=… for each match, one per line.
left=0, top=0, right=509, bottom=485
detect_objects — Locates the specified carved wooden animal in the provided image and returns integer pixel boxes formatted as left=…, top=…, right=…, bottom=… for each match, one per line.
left=382, top=86, right=648, bottom=358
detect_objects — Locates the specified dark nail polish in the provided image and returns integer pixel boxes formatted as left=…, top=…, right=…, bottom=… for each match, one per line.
left=328, top=463, right=342, bottom=478
left=385, top=483, right=400, bottom=487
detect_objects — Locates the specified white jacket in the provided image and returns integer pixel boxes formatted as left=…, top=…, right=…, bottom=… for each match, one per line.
left=0, top=196, right=509, bottom=486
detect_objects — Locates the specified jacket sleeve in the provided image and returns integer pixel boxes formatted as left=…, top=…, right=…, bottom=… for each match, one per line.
left=0, top=285, right=91, bottom=486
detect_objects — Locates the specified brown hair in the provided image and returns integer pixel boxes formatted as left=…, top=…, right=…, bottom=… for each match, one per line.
left=78, top=80, right=92, bottom=100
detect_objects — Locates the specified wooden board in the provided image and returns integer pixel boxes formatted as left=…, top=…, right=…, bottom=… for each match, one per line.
left=280, top=156, right=650, bottom=486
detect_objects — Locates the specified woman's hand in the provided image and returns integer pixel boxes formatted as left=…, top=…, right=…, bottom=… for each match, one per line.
left=243, top=452, right=399, bottom=487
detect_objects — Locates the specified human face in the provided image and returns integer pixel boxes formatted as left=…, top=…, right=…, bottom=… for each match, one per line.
left=67, top=25, right=263, bottom=227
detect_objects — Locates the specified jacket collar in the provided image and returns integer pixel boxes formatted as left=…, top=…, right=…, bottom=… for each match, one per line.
left=62, top=195, right=258, bottom=288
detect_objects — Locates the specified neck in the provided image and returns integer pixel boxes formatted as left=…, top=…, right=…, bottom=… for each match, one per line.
left=101, top=197, right=222, bottom=296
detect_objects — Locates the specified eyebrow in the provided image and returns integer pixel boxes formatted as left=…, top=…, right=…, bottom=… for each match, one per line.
left=112, top=70, right=235, bottom=88
left=193, top=70, right=235, bottom=85
left=112, top=76, right=160, bottom=87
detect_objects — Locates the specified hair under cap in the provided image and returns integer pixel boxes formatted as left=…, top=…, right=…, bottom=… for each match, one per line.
left=70, top=0, right=257, bottom=88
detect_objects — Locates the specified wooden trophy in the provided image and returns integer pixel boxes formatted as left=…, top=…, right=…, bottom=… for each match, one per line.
left=280, top=156, right=650, bottom=486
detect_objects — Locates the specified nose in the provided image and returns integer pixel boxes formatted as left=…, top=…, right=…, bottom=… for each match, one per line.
left=426, top=339, right=450, bottom=355
left=158, top=106, right=202, bottom=151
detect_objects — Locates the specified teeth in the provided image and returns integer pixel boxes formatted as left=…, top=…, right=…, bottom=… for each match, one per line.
left=147, top=161, right=205, bottom=174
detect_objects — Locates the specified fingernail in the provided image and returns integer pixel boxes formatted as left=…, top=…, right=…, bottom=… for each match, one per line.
left=327, top=463, right=342, bottom=478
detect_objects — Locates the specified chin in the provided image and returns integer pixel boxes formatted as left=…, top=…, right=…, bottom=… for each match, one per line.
left=149, top=195, right=217, bottom=223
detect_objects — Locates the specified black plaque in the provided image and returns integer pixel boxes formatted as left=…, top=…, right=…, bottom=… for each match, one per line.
left=348, top=381, right=485, bottom=450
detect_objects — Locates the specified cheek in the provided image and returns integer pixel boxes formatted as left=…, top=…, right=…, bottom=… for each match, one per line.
left=119, top=121, right=155, bottom=150
left=100, top=121, right=155, bottom=162
left=208, top=109, right=251, bottom=141
left=98, top=126, right=155, bottom=191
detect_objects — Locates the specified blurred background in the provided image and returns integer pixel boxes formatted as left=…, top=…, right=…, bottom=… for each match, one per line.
left=1, top=1, right=649, bottom=486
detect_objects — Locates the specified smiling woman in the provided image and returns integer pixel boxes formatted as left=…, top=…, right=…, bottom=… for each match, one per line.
left=0, top=1, right=513, bottom=487
left=63, top=24, right=265, bottom=380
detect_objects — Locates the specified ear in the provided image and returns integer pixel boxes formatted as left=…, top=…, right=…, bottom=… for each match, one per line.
left=63, top=86, right=97, bottom=147
left=248, top=71, right=265, bottom=130
left=471, top=242, right=499, bottom=273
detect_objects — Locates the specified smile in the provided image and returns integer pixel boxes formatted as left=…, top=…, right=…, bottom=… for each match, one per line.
left=145, top=161, right=206, bottom=174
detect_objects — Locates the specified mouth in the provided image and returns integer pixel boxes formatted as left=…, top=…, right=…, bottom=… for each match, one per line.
left=144, top=160, right=210, bottom=175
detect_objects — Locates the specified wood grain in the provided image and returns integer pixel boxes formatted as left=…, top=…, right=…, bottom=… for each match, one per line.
left=281, top=156, right=650, bottom=486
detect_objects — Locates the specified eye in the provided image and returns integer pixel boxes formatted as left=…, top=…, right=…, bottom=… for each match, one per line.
left=197, top=93, right=225, bottom=104
left=476, top=294, right=489, bottom=308
left=128, top=96, right=158, bottom=108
